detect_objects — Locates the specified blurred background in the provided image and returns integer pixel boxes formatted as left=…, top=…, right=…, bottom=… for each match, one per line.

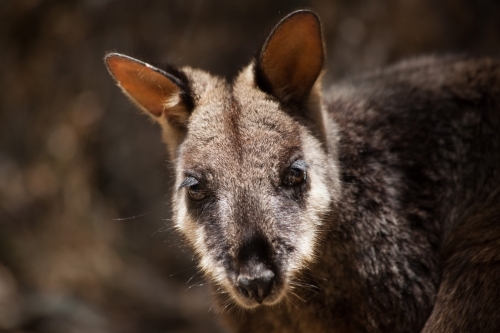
left=1, top=0, right=500, bottom=332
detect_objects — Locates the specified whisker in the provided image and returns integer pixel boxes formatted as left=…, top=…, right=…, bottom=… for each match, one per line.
left=185, top=271, right=201, bottom=285
left=113, top=205, right=169, bottom=221
left=151, top=224, right=174, bottom=236
left=302, top=270, right=329, bottom=282
left=285, top=295, right=299, bottom=309
left=289, top=290, right=307, bottom=304
left=289, top=281, right=320, bottom=294
left=217, top=299, right=233, bottom=316
left=169, top=265, right=198, bottom=277
left=187, top=281, right=206, bottom=290
left=290, top=277, right=321, bottom=288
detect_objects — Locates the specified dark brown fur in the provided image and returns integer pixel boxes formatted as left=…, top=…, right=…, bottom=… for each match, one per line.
left=105, top=11, right=500, bottom=333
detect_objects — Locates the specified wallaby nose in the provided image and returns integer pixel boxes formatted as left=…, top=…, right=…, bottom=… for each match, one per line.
left=237, top=263, right=275, bottom=303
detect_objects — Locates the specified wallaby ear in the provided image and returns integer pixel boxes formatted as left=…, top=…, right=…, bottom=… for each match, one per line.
left=255, top=10, right=324, bottom=105
left=105, top=53, right=194, bottom=157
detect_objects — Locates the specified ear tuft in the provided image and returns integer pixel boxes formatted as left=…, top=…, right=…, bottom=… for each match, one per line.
left=104, top=53, right=194, bottom=125
left=255, top=10, right=324, bottom=105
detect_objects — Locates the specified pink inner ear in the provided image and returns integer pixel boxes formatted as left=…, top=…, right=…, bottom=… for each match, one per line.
left=106, top=55, right=180, bottom=117
left=260, top=11, right=324, bottom=101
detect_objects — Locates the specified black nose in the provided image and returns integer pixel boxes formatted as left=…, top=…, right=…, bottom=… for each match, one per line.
left=237, top=263, right=275, bottom=303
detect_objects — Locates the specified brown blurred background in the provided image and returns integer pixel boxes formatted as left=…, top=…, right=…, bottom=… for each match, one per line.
left=1, top=0, right=499, bottom=332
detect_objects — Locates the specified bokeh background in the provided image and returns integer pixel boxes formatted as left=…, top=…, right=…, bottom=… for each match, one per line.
left=1, top=0, right=500, bottom=332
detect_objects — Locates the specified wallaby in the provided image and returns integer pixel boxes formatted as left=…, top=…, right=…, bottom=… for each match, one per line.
left=105, top=10, right=500, bottom=333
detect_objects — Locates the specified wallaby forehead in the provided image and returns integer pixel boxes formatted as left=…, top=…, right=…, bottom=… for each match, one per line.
left=181, top=80, right=300, bottom=178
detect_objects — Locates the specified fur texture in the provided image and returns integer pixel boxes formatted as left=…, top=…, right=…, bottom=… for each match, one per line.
left=105, top=11, right=500, bottom=333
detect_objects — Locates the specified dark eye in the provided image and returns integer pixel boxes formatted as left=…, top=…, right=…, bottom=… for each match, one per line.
left=180, top=176, right=208, bottom=201
left=283, top=160, right=307, bottom=186
left=188, top=183, right=207, bottom=201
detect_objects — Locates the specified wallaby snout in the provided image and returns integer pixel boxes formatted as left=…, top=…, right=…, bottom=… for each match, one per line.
left=237, top=262, right=275, bottom=304
left=235, top=232, right=276, bottom=304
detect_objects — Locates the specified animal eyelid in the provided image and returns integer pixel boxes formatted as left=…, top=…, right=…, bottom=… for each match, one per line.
left=290, top=159, right=308, bottom=170
left=179, top=176, right=199, bottom=189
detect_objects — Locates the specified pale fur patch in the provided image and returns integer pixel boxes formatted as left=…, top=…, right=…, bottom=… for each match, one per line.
left=174, top=190, right=229, bottom=288
left=163, top=92, right=181, bottom=109
left=295, top=128, right=339, bottom=270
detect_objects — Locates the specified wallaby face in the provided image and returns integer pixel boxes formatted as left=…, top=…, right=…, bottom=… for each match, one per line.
left=175, top=80, right=338, bottom=308
left=106, top=11, right=340, bottom=309
left=105, top=8, right=500, bottom=333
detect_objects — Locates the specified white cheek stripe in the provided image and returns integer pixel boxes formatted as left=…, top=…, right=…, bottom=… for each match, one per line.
left=294, top=129, right=338, bottom=268
left=174, top=186, right=231, bottom=289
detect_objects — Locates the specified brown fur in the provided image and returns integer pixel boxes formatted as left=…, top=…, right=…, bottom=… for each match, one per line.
left=105, top=10, right=500, bottom=333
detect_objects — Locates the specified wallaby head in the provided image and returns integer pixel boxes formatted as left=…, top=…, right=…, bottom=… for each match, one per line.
left=105, top=10, right=340, bottom=309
